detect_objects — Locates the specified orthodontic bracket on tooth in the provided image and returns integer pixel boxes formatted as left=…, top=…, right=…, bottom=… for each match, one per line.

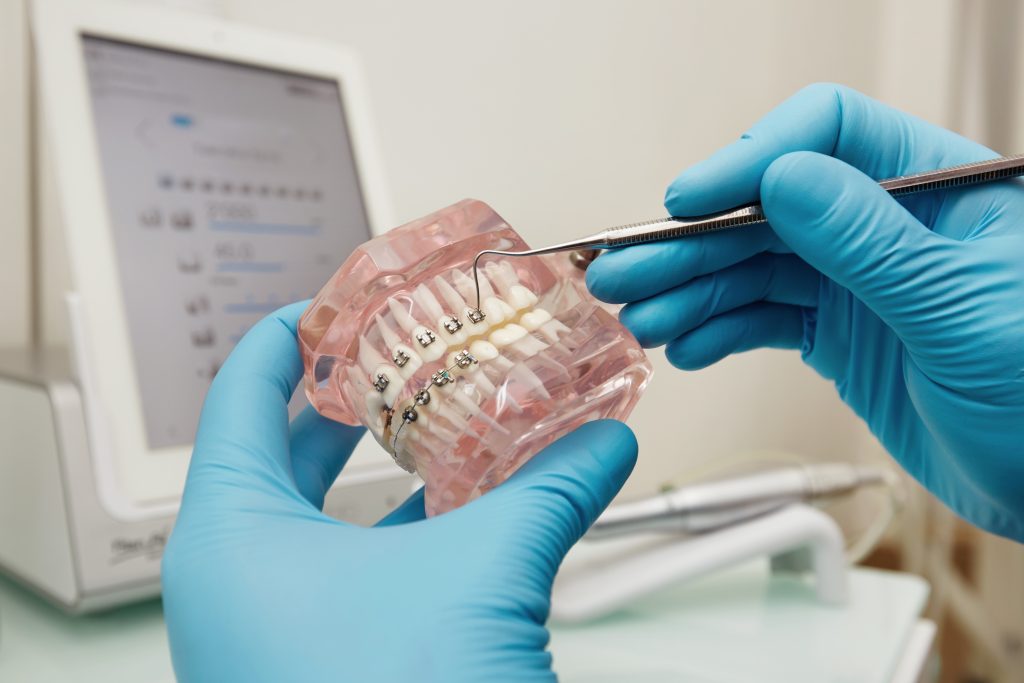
left=467, top=308, right=485, bottom=324
left=431, top=370, right=453, bottom=386
left=454, top=350, right=477, bottom=368
left=414, top=389, right=431, bottom=406
left=392, top=349, right=411, bottom=367
left=416, top=329, right=437, bottom=347
left=372, top=372, right=390, bottom=393
left=443, top=316, right=463, bottom=334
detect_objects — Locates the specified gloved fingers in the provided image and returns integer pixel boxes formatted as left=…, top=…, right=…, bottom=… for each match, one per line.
left=664, top=82, right=994, bottom=219
left=665, top=303, right=804, bottom=370
left=374, top=487, right=427, bottom=527
left=289, top=405, right=366, bottom=510
left=187, top=301, right=309, bottom=500
left=586, top=222, right=785, bottom=304
left=619, top=253, right=819, bottom=348
left=760, top=151, right=960, bottom=349
left=480, top=420, right=638, bottom=574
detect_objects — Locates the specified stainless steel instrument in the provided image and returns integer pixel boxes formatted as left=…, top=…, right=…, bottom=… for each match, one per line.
left=471, top=153, right=1024, bottom=309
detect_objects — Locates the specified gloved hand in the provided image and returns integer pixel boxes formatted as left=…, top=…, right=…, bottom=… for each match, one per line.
left=162, top=302, right=637, bottom=682
left=586, top=83, right=1024, bottom=541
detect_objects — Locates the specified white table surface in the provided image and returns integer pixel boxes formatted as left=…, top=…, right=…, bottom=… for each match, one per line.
left=0, top=560, right=929, bottom=683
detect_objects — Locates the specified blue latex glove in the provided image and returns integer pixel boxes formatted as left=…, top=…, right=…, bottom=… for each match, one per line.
left=587, top=83, right=1024, bottom=541
left=162, top=302, right=637, bottom=682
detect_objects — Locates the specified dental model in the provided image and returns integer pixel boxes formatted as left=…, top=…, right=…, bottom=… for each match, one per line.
left=298, top=200, right=651, bottom=516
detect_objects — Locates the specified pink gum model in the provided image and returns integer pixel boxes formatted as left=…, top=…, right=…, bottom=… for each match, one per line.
left=299, top=200, right=651, bottom=516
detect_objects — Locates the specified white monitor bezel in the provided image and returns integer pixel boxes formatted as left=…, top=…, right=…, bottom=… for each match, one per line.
left=32, top=0, right=398, bottom=518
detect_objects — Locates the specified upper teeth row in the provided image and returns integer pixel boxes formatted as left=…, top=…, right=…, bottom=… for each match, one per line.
left=355, top=261, right=570, bottom=464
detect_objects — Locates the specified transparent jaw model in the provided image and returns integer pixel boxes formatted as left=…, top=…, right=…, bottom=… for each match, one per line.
left=299, top=200, right=652, bottom=516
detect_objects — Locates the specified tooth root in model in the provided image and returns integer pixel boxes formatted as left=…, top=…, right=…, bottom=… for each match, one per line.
left=357, top=337, right=391, bottom=376
left=387, top=298, right=421, bottom=335
left=415, top=281, right=464, bottom=342
left=435, top=275, right=468, bottom=314
left=452, top=267, right=494, bottom=305
left=508, top=362, right=552, bottom=400
left=376, top=314, right=423, bottom=379
left=450, top=387, right=510, bottom=435
left=482, top=261, right=514, bottom=298
left=413, top=283, right=446, bottom=321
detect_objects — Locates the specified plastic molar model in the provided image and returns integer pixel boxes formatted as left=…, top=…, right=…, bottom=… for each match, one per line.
left=299, top=200, right=651, bottom=516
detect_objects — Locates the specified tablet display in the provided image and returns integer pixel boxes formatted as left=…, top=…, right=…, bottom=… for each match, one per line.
left=82, top=34, right=371, bottom=449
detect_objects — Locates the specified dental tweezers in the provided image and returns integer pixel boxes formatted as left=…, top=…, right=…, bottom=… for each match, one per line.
left=471, top=153, right=1024, bottom=309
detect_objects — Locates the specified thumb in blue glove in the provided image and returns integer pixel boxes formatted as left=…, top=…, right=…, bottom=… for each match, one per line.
left=587, top=83, right=1024, bottom=540
left=162, top=302, right=638, bottom=683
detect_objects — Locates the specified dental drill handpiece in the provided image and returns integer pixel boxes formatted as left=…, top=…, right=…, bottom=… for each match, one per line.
left=470, top=152, right=1024, bottom=311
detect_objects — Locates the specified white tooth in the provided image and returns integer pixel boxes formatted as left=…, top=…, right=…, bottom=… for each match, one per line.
left=413, top=325, right=446, bottom=361
left=454, top=360, right=496, bottom=395
left=387, top=298, right=420, bottom=335
left=437, top=315, right=468, bottom=345
left=347, top=365, right=371, bottom=392
left=417, top=389, right=471, bottom=431
left=390, top=343, right=423, bottom=380
left=481, top=297, right=508, bottom=326
left=446, top=350, right=475, bottom=370
left=375, top=314, right=403, bottom=349
left=519, top=308, right=552, bottom=331
left=461, top=306, right=490, bottom=337
left=511, top=334, right=548, bottom=357
left=378, top=313, right=424, bottom=378
left=435, top=275, right=468, bottom=311
left=469, top=340, right=500, bottom=362
left=490, top=323, right=528, bottom=348
left=371, top=364, right=404, bottom=406
left=496, top=297, right=517, bottom=319
left=413, top=283, right=446, bottom=321
left=363, top=390, right=387, bottom=433
left=358, top=338, right=390, bottom=375
left=507, top=285, right=539, bottom=311
left=539, top=319, right=571, bottom=342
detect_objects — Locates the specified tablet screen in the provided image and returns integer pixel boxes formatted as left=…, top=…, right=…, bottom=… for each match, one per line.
left=82, top=35, right=372, bottom=449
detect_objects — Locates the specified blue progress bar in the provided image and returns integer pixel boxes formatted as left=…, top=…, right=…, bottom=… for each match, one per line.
left=210, top=221, right=321, bottom=236
left=216, top=261, right=284, bottom=273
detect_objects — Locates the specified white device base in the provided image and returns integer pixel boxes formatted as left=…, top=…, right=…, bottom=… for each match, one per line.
left=551, top=503, right=847, bottom=623
left=0, top=347, right=411, bottom=613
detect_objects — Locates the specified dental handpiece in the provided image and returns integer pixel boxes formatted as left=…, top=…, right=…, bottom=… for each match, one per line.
left=471, top=152, right=1024, bottom=310
left=586, top=462, right=891, bottom=540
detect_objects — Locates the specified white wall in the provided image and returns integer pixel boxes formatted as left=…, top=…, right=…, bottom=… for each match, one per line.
left=8, top=0, right=976, bottom=498
left=0, top=0, right=31, bottom=347
left=215, top=0, right=891, bottom=497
